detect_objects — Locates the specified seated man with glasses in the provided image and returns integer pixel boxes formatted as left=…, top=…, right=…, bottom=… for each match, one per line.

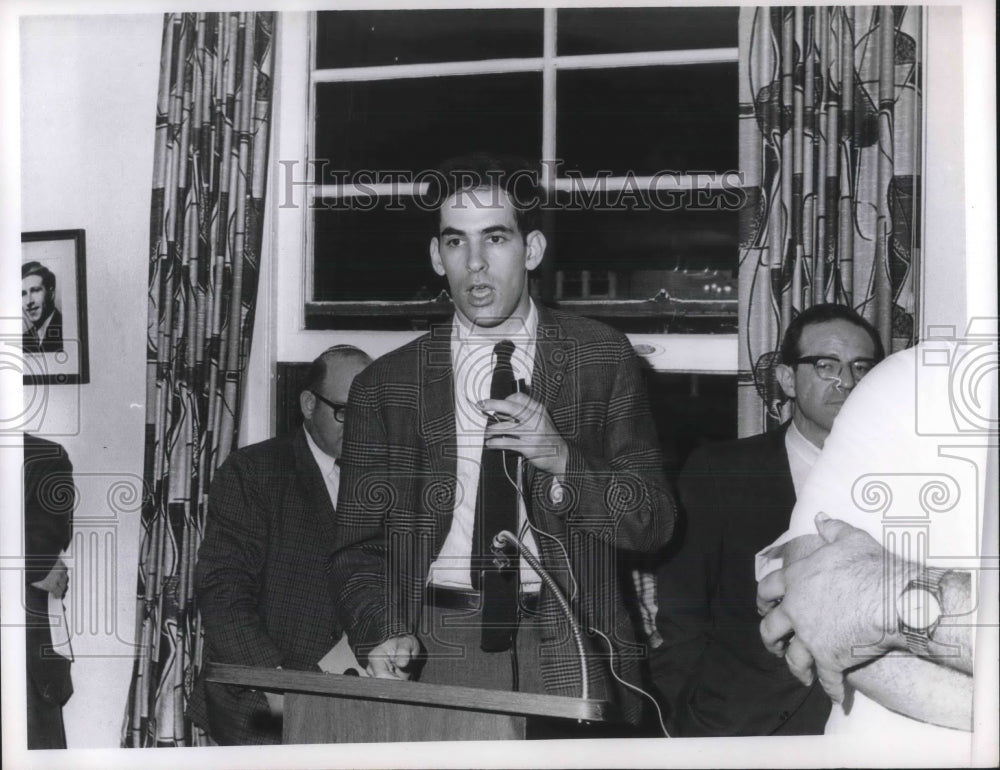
left=188, top=344, right=372, bottom=745
left=652, top=303, right=884, bottom=736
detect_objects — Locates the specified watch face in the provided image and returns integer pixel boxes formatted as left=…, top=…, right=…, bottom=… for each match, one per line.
left=900, top=587, right=943, bottom=631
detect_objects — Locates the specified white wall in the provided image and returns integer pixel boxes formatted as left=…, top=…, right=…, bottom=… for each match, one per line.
left=919, top=6, right=996, bottom=338
left=18, top=13, right=162, bottom=749
left=922, top=6, right=967, bottom=334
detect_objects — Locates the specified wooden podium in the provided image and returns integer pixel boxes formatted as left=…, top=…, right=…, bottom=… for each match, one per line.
left=205, top=663, right=611, bottom=743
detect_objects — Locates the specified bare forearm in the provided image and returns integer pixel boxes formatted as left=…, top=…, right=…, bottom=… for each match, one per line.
left=758, top=517, right=979, bottom=716
left=846, top=653, right=972, bottom=731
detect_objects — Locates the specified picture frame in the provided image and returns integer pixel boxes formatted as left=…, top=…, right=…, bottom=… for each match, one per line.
left=21, top=229, right=90, bottom=384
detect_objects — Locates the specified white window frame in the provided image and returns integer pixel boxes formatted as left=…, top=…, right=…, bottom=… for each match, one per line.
left=270, top=10, right=738, bottom=379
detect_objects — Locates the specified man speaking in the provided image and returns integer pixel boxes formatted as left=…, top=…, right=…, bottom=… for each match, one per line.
left=329, top=153, right=676, bottom=737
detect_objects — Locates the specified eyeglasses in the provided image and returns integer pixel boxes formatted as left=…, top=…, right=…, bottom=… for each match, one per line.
left=310, top=390, right=348, bottom=423
left=792, top=356, right=877, bottom=383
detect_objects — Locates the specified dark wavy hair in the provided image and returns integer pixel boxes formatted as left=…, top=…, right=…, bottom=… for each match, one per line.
left=780, top=303, right=886, bottom=364
left=22, top=260, right=56, bottom=291
left=422, top=152, right=542, bottom=238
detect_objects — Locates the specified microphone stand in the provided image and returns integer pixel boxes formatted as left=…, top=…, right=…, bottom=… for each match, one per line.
left=491, top=530, right=590, bottom=702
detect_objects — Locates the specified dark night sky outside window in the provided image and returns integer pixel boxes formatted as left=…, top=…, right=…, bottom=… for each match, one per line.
left=314, top=74, right=542, bottom=183
left=309, top=7, right=739, bottom=332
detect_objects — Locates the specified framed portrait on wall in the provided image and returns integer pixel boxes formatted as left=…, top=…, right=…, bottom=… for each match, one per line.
left=21, top=229, right=90, bottom=384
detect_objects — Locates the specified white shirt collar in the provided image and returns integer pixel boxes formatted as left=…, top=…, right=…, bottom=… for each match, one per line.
left=450, top=299, right=538, bottom=397
left=787, top=418, right=823, bottom=454
left=452, top=298, right=538, bottom=344
left=784, top=420, right=822, bottom=498
left=304, top=426, right=340, bottom=508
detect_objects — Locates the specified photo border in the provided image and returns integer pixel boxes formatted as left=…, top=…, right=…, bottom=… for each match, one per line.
left=21, top=229, right=90, bottom=386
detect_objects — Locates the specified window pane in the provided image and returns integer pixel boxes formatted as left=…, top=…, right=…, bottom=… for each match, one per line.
left=312, top=189, right=737, bottom=302
left=557, top=64, right=737, bottom=175
left=314, top=74, right=541, bottom=181
left=549, top=188, right=738, bottom=298
left=558, top=7, right=738, bottom=56
left=313, top=197, right=445, bottom=303
left=316, top=10, right=543, bottom=69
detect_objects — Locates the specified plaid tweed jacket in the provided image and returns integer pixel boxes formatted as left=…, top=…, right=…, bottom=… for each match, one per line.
left=330, top=307, right=676, bottom=725
left=189, top=429, right=342, bottom=744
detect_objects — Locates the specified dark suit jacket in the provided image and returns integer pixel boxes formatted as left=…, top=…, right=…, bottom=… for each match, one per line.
left=23, top=434, right=74, bottom=708
left=651, top=425, right=831, bottom=736
left=329, top=307, right=676, bottom=726
left=23, top=308, right=64, bottom=353
left=189, top=428, right=343, bottom=745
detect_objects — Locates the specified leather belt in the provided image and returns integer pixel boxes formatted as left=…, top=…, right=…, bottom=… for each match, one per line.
left=425, top=585, right=540, bottom=614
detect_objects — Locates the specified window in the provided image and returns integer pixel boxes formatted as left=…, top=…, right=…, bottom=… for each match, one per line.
left=304, top=7, right=739, bottom=333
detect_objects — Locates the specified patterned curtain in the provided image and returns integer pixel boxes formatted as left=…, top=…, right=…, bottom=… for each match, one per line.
left=122, top=12, right=275, bottom=747
left=737, top=6, right=921, bottom=436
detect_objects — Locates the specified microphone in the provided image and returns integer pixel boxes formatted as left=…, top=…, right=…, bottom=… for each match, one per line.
left=479, top=379, right=528, bottom=429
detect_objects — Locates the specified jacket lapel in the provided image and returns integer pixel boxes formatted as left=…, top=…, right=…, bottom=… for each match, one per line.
left=531, top=306, right=572, bottom=414
left=415, top=311, right=571, bottom=531
left=770, top=422, right=798, bottom=511
left=418, top=325, right=458, bottom=537
left=292, top=428, right=339, bottom=545
left=524, top=307, right=573, bottom=494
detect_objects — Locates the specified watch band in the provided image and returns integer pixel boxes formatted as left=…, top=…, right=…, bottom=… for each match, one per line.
left=898, top=567, right=949, bottom=656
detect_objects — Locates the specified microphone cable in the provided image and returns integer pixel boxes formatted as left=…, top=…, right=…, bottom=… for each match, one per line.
left=590, top=627, right=671, bottom=738
left=492, top=398, right=667, bottom=734
left=500, top=450, right=579, bottom=602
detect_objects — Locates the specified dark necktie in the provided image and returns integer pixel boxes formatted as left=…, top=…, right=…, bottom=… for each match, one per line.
left=472, top=339, right=519, bottom=652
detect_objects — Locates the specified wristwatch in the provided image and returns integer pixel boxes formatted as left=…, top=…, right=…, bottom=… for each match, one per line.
left=896, top=567, right=949, bottom=655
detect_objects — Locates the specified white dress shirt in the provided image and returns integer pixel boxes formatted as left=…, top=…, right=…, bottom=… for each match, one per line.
left=428, top=302, right=542, bottom=592
left=784, top=419, right=822, bottom=499
left=304, top=427, right=340, bottom=508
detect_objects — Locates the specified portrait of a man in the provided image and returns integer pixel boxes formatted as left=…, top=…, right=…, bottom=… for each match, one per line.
left=22, top=260, right=64, bottom=354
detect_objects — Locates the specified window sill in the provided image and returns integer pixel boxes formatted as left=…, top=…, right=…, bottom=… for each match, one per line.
left=304, top=297, right=737, bottom=333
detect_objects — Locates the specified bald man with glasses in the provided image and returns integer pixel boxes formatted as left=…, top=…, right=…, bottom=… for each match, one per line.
left=189, top=345, right=372, bottom=745
left=307, top=390, right=348, bottom=421
left=651, top=303, right=885, bottom=737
